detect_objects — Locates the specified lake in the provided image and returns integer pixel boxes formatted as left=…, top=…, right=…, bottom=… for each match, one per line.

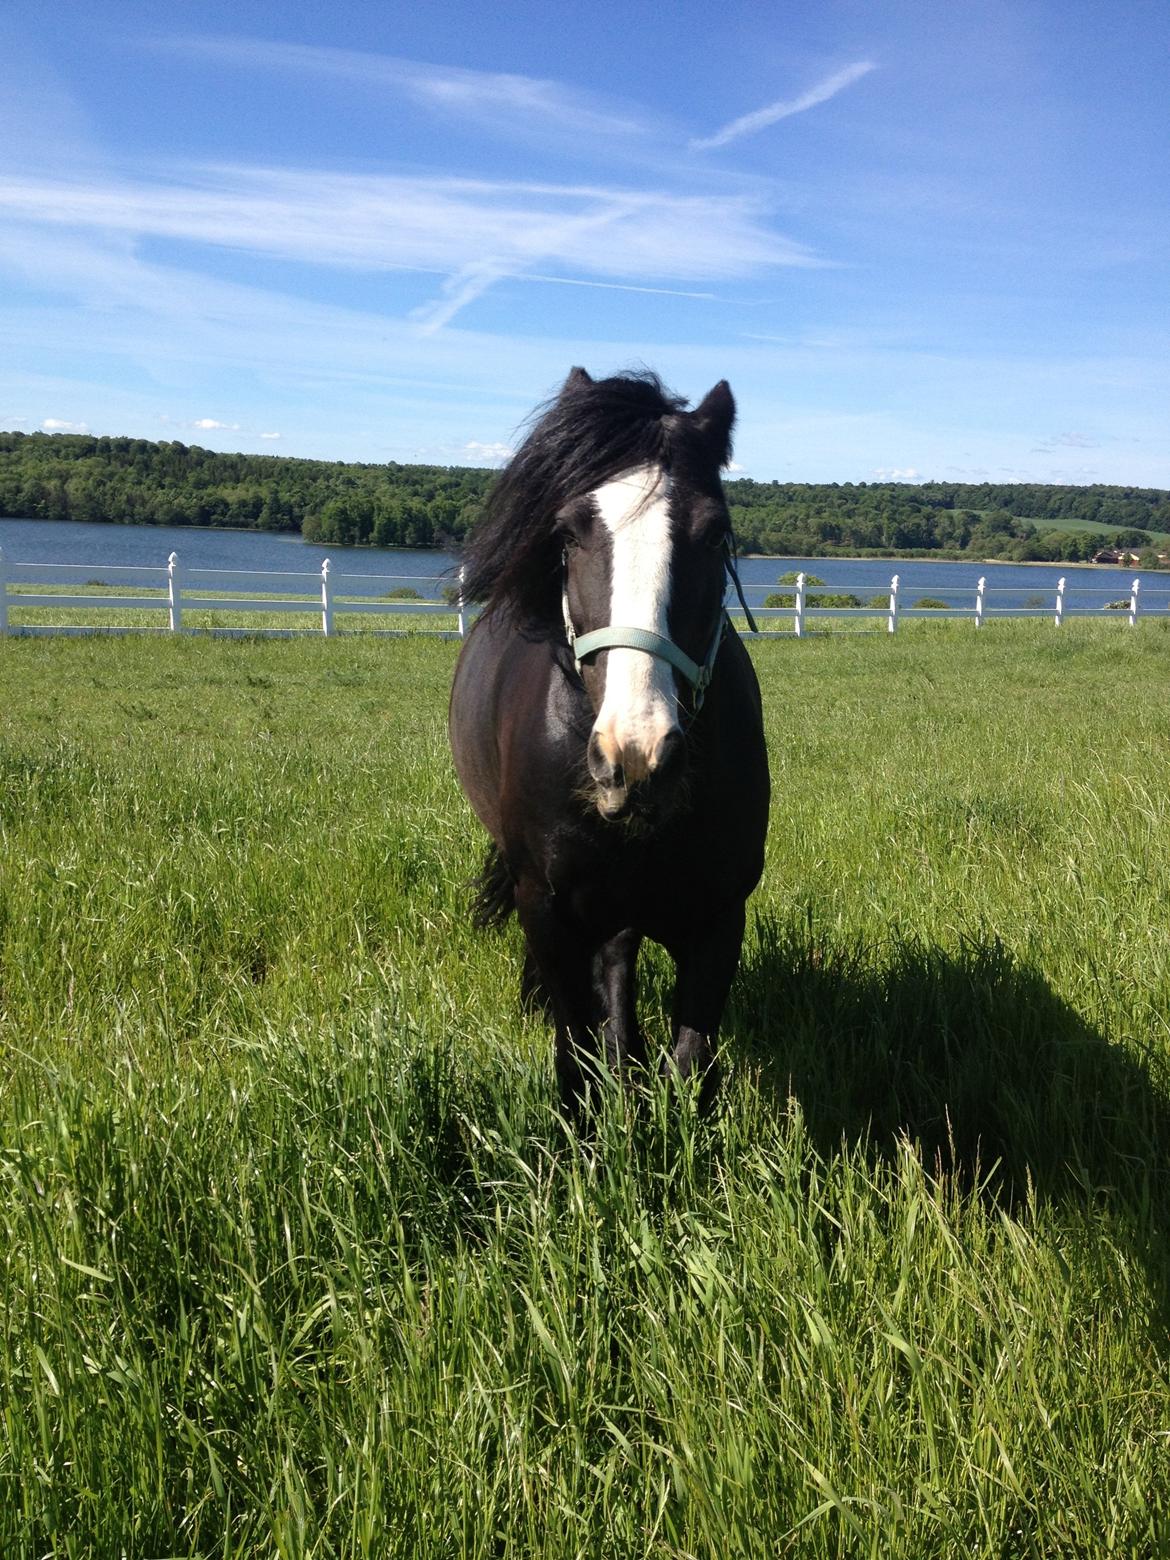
left=1, top=516, right=1166, bottom=617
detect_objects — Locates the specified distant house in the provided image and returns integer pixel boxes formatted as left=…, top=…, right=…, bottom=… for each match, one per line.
left=1092, top=547, right=1142, bottom=565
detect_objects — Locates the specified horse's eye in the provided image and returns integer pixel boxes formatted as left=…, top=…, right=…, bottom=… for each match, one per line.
left=706, top=527, right=730, bottom=551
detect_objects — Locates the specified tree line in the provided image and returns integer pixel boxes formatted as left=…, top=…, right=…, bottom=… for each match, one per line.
left=0, top=432, right=486, bottom=551
left=3, top=430, right=1169, bottom=563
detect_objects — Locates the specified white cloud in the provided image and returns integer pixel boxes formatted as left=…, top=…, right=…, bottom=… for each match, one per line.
left=0, top=164, right=822, bottom=329
left=259, top=431, right=281, bottom=440
left=872, top=466, right=921, bottom=481
left=155, top=36, right=651, bottom=144
left=192, top=417, right=240, bottom=430
left=42, top=417, right=89, bottom=432
left=462, top=440, right=513, bottom=463
left=691, top=62, right=876, bottom=151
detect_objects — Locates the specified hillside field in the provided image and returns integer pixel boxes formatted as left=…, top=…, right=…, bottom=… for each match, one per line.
left=2, top=624, right=1170, bottom=1556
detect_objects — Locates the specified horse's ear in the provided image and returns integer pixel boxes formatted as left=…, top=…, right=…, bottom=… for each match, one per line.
left=693, top=380, right=736, bottom=465
left=563, top=366, right=593, bottom=394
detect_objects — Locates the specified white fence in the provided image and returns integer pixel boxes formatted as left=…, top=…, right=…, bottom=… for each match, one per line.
left=762, top=570, right=1164, bottom=636
left=0, top=547, right=1165, bottom=638
left=0, top=550, right=466, bottom=639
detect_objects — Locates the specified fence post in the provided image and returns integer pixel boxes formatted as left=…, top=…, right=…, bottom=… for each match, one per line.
left=1054, top=576, right=1066, bottom=628
left=0, top=546, right=8, bottom=636
left=168, top=552, right=183, bottom=633
left=321, top=558, right=333, bottom=637
left=887, top=573, right=900, bottom=634
left=794, top=571, right=806, bottom=638
left=975, top=575, right=986, bottom=629
left=1129, top=576, right=1140, bottom=629
left=457, top=565, right=467, bottom=638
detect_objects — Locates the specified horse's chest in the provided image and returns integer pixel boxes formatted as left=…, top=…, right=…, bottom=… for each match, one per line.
left=544, top=823, right=706, bottom=938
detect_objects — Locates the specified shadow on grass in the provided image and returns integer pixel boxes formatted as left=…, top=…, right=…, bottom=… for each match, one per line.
left=729, top=912, right=1170, bottom=1274
left=417, top=910, right=1170, bottom=1305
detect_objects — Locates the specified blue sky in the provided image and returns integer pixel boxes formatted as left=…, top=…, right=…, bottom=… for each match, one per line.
left=1, top=0, right=1167, bottom=485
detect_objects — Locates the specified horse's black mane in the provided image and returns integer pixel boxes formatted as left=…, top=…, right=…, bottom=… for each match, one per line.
left=460, top=370, right=691, bottom=622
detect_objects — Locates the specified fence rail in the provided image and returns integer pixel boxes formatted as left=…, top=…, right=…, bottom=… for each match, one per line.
left=0, top=548, right=1165, bottom=639
left=751, top=570, right=1164, bottom=636
left=0, top=550, right=466, bottom=639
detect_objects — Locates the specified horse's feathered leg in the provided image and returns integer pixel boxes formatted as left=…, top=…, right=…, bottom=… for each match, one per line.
left=514, top=885, right=599, bottom=1117
left=593, top=929, right=646, bottom=1086
left=666, top=904, right=746, bottom=1111
left=520, top=946, right=554, bottom=1019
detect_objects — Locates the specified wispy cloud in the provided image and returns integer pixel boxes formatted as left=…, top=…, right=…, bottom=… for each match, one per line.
left=153, top=36, right=650, bottom=143
left=0, top=164, right=821, bottom=328
left=42, top=417, right=89, bottom=432
left=521, top=273, right=719, bottom=300
left=192, top=417, right=240, bottom=430
left=407, top=194, right=650, bottom=333
left=691, top=61, right=876, bottom=150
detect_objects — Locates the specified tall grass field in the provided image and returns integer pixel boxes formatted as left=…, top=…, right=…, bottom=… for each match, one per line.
left=2, top=622, right=1169, bottom=1557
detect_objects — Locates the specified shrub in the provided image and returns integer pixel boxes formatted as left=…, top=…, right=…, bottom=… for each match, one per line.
left=764, top=591, right=863, bottom=609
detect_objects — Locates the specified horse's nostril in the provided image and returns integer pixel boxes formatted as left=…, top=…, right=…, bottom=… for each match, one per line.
left=653, top=728, right=686, bottom=783
left=587, top=730, right=605, bottom=777
left=588, top=730, right=622, bottom=790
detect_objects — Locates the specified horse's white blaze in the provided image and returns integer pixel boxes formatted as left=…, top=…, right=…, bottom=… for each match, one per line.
left=591, top=464, right=678, bottom=780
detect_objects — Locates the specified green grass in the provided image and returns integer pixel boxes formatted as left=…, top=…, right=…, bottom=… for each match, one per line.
left=2, top=623, right=1170, bottom=1557
left=1015, top=515, right=1170, bottom=548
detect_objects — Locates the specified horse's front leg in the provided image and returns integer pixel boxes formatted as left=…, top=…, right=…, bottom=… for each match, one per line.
left=517, top=887, right=645, bottom=1116
left=593, top=928, right=646, bottom=1087
left=667, top=904, right=746, bottom=1111
left=516, top=886, right=602, bottom=1117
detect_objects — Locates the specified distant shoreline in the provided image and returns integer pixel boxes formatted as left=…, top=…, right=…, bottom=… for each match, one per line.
left=744, top=552, right=1160, bottom=571
left=3, top=515, right=1167, bottom=570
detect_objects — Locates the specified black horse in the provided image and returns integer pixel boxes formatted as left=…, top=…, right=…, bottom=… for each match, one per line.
left=449, top=368, right=769, bottom=1114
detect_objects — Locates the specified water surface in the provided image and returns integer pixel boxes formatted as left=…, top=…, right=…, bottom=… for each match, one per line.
left=1, top=517, right=1165, bottom=616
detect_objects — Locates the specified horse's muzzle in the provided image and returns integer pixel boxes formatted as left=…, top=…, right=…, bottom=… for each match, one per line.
left=587, top=727, right=686, bottom=820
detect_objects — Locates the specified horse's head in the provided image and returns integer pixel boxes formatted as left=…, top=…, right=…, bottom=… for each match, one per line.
left=556, top=372, right=737, bottom=822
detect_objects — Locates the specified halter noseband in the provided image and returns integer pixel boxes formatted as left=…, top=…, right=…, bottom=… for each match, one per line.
left=572, top=617, right=727, bottom=708
left=563, top=541, right=757, bottom=713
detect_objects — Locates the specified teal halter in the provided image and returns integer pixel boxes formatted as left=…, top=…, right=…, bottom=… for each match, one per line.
left=565, top=541, right=757, bottom=712
left=572, top=618, right=727, bottom=706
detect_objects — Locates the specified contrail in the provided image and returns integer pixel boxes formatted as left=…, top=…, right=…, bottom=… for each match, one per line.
left=691, top=61, right=876, bottom=150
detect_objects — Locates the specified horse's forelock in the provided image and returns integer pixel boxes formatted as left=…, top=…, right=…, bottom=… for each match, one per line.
left=460, top=372, right=701, bottom=620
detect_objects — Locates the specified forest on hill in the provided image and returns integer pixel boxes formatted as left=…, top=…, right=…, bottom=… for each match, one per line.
left=3, top=429, right=1170, bottom=564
